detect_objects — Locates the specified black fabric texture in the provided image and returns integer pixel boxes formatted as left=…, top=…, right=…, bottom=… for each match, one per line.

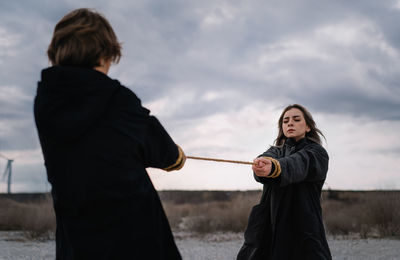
left=237, top=138, right=332, bottom=260
left=34, top=66, right=182, bottom=260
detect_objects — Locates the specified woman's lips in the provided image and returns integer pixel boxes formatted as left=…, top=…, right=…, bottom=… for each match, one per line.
left=288, top=129, right=295, bottom=133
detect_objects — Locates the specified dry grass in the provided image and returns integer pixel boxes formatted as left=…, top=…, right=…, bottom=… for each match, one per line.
left=0, top=190, right=399, bottom=240
left=163, top=192, right=260, bottom=233
left=322, top=191, right=400, bottom=238
left=0, top=195, right=55, bottom=240
left=163, top=190, right=400, bottom=238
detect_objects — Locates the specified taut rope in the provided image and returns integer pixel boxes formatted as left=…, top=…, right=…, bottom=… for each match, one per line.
left=187, top=156, right=254, bottom=165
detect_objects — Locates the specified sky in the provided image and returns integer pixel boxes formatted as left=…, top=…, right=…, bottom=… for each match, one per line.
left=0, top=0, right=399, bottom=192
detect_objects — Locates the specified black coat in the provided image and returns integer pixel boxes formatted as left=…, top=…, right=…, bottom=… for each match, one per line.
left=34, top=66, right=184, bottom=260
left=237, top=138, right=332, bottom=260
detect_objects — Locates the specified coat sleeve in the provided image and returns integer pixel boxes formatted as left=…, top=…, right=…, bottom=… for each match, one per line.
left=253, top=146, right=281, bottom=185
left=112, top=86, right=185, bottom=171
left=277, top=144, right=328, bottom=187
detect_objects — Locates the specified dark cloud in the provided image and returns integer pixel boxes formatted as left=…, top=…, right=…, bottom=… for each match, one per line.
left=296, top=89, right=400, bottom=120
left=1, top=0, right=400, bottom=190
left=110, top=0, right=400, bottom=122
left=2, top=0, right=400, bottom=126
left=378, top=147, right=400, bottom=155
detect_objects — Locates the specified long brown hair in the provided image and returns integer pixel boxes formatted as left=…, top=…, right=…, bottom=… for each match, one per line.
left=48, top=8, right=122, bottom=68
left=274, top=104, right=325, bottom=146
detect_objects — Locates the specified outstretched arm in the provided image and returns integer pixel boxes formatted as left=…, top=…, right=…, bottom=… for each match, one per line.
left=253, top=146, right=282, bottom=184
left=252, top=143, right=328, bottom=187
left=276, top=144, right=328, bottom=186
left=112, top=86, right=186, bottom=171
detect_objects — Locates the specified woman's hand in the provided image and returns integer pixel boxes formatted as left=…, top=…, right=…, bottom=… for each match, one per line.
left=252, top=157, right=272, bottom=177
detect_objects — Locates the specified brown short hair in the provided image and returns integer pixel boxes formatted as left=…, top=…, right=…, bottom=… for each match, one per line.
left=47, top=8, right=122, bottom=68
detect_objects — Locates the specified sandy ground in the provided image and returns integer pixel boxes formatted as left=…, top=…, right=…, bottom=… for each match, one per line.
left=0, top=231, right=400, bottom=260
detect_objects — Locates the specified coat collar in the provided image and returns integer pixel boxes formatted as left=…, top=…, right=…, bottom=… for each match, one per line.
left=284, top=137, right=309, bottom=149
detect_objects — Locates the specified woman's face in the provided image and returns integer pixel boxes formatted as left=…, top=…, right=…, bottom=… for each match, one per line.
left=282, top=108, right=310, bottom=141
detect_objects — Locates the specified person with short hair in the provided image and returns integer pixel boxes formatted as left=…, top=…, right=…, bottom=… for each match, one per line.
left=34, top=8, right=184, bottom=260
left=237, top=104, right=332, bottom=260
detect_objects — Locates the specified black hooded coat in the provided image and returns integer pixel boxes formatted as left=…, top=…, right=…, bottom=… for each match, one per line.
left=34, top=66, right=183, bottom=260
left=237, top=138, right=332, bottom=260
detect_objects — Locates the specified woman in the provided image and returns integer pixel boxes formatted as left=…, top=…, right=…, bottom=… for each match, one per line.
left=237, top=104, right=332, bottom=260
left=34, top=8, right=185, bottom=259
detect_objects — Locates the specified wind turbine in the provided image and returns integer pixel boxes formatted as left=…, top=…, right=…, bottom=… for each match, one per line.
left=0, top=153, right=14, bottom=194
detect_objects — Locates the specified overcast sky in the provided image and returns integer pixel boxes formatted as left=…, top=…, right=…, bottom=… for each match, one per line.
left=0, top=0, right=400, bottom=192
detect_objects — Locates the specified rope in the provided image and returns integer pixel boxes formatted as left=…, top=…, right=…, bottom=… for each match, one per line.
left=187, top=156, right=254, bottom=165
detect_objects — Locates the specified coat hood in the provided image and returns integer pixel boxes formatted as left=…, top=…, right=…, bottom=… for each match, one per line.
left=34, top=66, right=120, bottom=143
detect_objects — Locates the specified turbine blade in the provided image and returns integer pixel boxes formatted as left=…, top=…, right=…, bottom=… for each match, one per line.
left=2, top=164, right=8, bottom=181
